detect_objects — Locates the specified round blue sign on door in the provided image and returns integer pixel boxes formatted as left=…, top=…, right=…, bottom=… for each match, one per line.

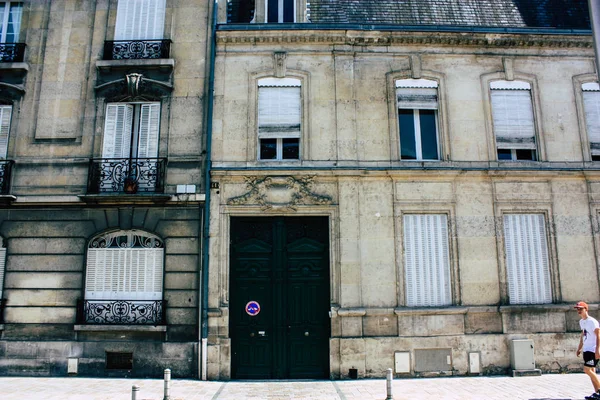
left=245, top=301, right=261, bottom=316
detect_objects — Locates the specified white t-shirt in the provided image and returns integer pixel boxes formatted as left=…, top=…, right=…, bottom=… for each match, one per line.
left=580, top=316, right=600, bottom=352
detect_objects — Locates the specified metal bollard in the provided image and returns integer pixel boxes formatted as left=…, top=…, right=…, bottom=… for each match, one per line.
left=131, top=385, right=140, bottom=400
left=385, top=368, right=393, bottom=400
left=164, top=368, right=171, bottom=400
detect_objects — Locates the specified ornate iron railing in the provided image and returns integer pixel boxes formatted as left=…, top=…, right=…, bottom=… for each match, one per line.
left=0, top=43, right=26, bottom=62
left=77, top=299, right=167, bottom=325
left=87, top=158, right=166, bottom=194
left=103, top=39, right=171, bottom=60
left=0, top=298, right=6, bottom=324
left=0, top=161, right=14, bottom=195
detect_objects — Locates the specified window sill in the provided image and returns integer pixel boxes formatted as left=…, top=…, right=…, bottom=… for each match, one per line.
left=0, top=62, right=29, bottom=72
left=96, top=58, right=174, bottom=72
left=394, top=306, right=468, bottom=316
left=499, top=304, right=572, bottom=313
left=0, top=195, right=16, bottom=204
left=74, top=324, right=166, bottom=332
left=78, top=193, right=172, bottom=205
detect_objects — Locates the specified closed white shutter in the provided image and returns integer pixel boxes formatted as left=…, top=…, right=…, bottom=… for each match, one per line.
left=136, top=102, right=160, bottom=158
left=103, top=104, right=133, bottom=158
left=503, top=214, right=552, bottom=304
left=0, top=105, right=12, bottom=159
left=115, top=0, right=166, bottom=40
left=491, top=88, right=536, bottom=149
left=403, top=214, right=451, bottom=307
left=258, top=86, right=301, bottom=138
left=85, top=247, right=163, bottom=300
left=0, top=247, right=6, bottom=299
left=583, top=86, right=600, bottom=155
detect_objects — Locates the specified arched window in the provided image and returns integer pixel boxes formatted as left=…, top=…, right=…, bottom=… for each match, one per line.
left=85, top=230, right=164, bottom=301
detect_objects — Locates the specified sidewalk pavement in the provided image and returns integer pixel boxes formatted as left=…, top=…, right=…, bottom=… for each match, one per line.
left=0, top=373, right=596, bottom=400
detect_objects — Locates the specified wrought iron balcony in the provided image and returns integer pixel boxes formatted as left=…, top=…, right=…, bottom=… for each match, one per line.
left=103, top=39, right=171, bottom=60
left=0, top=298, right=6, bottom=324
left=0, top=43, right=25, bottom=62
left=87, top=158, right=166, bottom=194
left=77, top=299, right=167, bottom=325
left=0, top=160, right=14, bottom=195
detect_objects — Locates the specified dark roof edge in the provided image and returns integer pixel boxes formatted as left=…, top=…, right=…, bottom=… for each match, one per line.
left=217, top=23, right=592, bottom=36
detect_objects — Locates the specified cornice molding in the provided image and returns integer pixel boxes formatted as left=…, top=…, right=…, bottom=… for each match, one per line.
left=217, top=30, right=593, bottom=49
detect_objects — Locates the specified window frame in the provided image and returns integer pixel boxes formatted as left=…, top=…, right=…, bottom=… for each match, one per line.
left=84, top=229, right=165, bottom=301
left=395, top=203, right=460, bottom=308
left=481, top=72, right=545, bottom=162
left=114, top=0, right=167, bottom=41
left=265, top=0, right=296, bottom=23
left=494, top=204, right=559, bottom=305
left=0, top=1, right=23, bottom=44
left=573, top=73, right=600, bottom=162
left=249, top=71, right=309, bottom=164
left=387, top=71, right=449, bottom=162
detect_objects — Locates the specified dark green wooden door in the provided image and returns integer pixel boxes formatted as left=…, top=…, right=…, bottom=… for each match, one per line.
left=230, top=217, right=330, bottom=379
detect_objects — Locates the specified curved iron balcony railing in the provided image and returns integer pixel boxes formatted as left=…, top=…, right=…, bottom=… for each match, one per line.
left=0, top=160, right=14, bottom=195
left=87, top=158, right=166, bottom=194
left=103, top=39, right=171, bottom=60
left=0, top=43, right=26, bottom=62
left=77, top=299, right=167, bottom=325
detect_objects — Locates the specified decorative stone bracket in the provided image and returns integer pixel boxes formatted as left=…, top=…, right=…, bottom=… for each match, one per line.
left=227, top=175, right=333, bottom=210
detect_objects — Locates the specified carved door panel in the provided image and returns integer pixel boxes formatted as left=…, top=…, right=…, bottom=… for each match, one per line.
left=230, top=217, right=330, bottom=379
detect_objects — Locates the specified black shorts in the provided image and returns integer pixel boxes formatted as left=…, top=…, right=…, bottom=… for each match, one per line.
left=584, top=351, right=599, bottom=367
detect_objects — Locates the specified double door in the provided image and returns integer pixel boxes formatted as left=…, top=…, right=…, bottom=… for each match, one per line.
left=229, top=217, right=330, bottom=379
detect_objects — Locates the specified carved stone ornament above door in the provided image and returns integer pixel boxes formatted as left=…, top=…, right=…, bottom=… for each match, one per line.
left=227, top=176, right=333, bottom=210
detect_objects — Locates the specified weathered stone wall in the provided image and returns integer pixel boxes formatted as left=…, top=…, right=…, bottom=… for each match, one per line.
left=207, top=27, right=599, bottom=378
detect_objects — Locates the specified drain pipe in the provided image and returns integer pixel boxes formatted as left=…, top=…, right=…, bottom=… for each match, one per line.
left=200, top=0, right=218, bottom=381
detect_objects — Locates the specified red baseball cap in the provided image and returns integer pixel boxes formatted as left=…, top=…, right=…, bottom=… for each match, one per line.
left=574, top=301, right=589, bottom=310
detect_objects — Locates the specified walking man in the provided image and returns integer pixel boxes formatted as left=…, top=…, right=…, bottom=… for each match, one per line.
left=576, top=301, right=600, bottom=400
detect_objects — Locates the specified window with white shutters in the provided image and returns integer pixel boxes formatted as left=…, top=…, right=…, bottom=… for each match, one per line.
left=503, top=214, right=552, bottom=305
left=103, top=102, right=160, bottom=159
left=257, top=77, right=301, bottom=160
left=115, top=0, right=166, bottom=40
left=85, top=230, right=164, bottom=300
left=403, top=214, right=452, bottom=307
left=0, top=105, right=11, bottom=159
left=0, top=1, right=23, bottom=43
left=0, top=243, right=6, bottom=300
left=396, top=79, right=440, bottom=161
left=490, top=81, right=537, bottom=161
left=583, top=82, right=600, bottom=161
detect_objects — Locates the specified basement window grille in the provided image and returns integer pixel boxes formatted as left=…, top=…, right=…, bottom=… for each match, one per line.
left=106, top=352, right=133, bottom=370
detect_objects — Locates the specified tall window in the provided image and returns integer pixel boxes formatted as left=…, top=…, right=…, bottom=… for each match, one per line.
left=396, top=79, right=440, bottom=160
left=267, top=0, right=294, bottom=22
left=103, top=102, right=160, bottom=159
left=403, top=214, right=451, bottom=307
left=582, top=82, right=600, bottom=161
left=0, top=236, right=5, bottom=300
left=257, top=77, right=301, bottom=160
left=503, top=214, right=552, bottom=304
left=115, top=0, right=166, bottom=40
left=85, top=230, right=164, bottom=301
left=490, top=81, right=537, bottom=161
left=0, top=105, right=11, bottom=159
left=0, top=1, right=22, bottom=43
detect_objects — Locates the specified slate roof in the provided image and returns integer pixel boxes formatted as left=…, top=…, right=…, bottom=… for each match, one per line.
left=227, top=0, right=591, bottom=30
left=306, top=0, right=590, bottom=29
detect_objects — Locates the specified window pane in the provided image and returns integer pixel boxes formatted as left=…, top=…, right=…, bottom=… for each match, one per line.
left=267, top=0, right=278, bottom=22
left=419, top=109, right=438, bottom=160
left=497, top=149, right=512, bottom=160
left=260, top=138, right=277, bottom=159
left=6, top=2, right=22, bottom=43
left=399, top=109, right=416, bottom=160
left=282, top=138, right=299, bottom=159
left=515, top=149, right=536, bottom=161
left=283, top=0, right=294, bottom=22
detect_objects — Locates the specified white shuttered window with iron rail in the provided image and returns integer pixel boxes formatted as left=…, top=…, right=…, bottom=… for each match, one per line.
left=583, top=82, right=600, bottom=160
left=115, top=0, right=166, bottom=40
left=403, top=214, right=452, bottom=307
left=103, top=102, right=160, bottom=159
left=0, top=105, right=11, bottom=159
left=503, top=213, right=552, bottom=304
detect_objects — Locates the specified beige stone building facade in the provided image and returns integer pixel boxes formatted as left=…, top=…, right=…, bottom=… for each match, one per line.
left=205, top=0, right=600, bottom=380
left=0, top=0, right=212, bottom=377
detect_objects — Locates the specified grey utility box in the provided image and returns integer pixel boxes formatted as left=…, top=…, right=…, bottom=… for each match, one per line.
left=510, top=339, right=541, bottom=376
